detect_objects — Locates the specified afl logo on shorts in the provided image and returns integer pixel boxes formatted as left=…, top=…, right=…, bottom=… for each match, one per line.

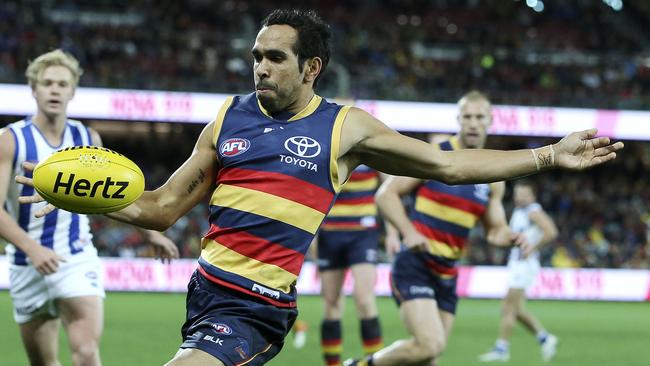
left=212, top=323, right=233, bottom=335
left=220, top=138, right=250, bottom=157
left=284, top=136, right=321, bottom=158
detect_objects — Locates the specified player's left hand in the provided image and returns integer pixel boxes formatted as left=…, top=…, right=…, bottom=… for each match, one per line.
left=555, top=129, right=624, bottom=170
left=15, top=162, right=57, bottom=218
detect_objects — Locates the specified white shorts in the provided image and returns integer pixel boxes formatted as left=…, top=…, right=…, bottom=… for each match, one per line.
left=506, top=258, right=540, bottom=290
left=9, top=246, right=105, bottom=323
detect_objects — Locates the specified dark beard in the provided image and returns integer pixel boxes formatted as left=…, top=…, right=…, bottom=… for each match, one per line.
left=257, top=93, right=282, bottom=113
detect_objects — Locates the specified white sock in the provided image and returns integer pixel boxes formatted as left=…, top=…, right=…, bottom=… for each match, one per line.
left=495, top=339, right=510, bottom=352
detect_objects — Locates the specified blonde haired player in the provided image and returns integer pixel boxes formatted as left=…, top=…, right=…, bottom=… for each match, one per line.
left=479, top=180, right=559, bottom=363
left=0, top=49, right=178, bottom=366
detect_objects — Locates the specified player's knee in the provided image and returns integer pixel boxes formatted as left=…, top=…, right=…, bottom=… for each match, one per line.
left=354, top=297, right=376, bottom=317
left=70, top=341, right=99, bottom=363
left=414, top=337, right=446, bottom=362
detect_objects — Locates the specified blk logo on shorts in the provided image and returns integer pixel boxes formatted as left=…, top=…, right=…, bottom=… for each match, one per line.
left=220, top=138, right=251, bottom=157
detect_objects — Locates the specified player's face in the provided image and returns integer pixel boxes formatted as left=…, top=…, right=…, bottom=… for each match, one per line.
left=513, top=185, right=535, bottom=207
left=252, top=25, right=306, bottom=113
left=457, top=99, right=492, bottom=149
left=32, top=65, right=75, bottom=119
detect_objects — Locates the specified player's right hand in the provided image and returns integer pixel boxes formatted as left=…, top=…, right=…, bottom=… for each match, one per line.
left=15, top=161, right=57, bottom=218
left=384, top=233, right=402, bottom=259
left=28, top=245, right=66, bottom=275
left=401, top=227, right=429, bottom=252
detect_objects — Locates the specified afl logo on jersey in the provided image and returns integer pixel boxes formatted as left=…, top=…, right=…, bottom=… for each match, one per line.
left=220, top=138, right=250, bottom=157
left=284, top=136, right=321, bottom=158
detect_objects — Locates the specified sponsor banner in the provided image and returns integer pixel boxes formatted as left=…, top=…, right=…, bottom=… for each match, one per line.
left=1, top=256, right=648, bottom=301
left=1, top=84, right=649, bottom=139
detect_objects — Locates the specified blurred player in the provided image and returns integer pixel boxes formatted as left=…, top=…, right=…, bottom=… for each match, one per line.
left=0, top=49, right=178, bottom=366
left=479, top=180, right=559, bottom=363
left=316, top=166, right=386, bottom=366
left=292, top=319, right=309, bottom=349
left=17, top=10, right=622, bottom=366
left=345, top=91, right=525, bottom=366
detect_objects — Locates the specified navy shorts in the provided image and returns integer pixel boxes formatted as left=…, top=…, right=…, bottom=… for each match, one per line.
left=180, top=270, right=298, bottom=366
left=390, top=250, right=459, bottom=314
left=317, top=229, right=379, bottom=270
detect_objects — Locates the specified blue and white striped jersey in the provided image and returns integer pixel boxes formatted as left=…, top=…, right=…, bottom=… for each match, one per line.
left=4, top=118, right=94, bottom=265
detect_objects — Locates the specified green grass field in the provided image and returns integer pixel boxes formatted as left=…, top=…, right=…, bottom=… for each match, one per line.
left=1, top=291, right=648, bottom=365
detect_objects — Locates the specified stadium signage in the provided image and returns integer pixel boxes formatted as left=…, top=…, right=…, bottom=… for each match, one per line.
left=0, top=83, right=646, bottom=140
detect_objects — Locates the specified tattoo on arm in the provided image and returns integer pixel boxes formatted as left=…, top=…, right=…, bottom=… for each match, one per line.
left=532, top=145, right=555, bottom=170
left=537, top=152, right=553, bottom=168
left=186, top=168, right=206, bottom=194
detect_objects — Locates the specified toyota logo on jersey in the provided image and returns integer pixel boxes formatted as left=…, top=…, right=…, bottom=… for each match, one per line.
left=284, top=136, right=321, bottom=158
left=220, top=138, right=250, bottom=157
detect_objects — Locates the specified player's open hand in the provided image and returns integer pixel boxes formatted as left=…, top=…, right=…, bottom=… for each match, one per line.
left=15, top=162, right=58, bottom=218
left=555, top=129, right=624, bottom=170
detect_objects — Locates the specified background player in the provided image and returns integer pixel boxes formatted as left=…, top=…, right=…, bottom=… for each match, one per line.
left=0, top=49, right=178, bottom=366
left=479, top=180, right=559, bottom=363
left=316, top=165, right=386, bottom=366
left=17, top=10, right=622, bottom=366
left=345, top=91, right=528, bottom=366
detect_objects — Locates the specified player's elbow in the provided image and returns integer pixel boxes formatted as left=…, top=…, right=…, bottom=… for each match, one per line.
left=434, top=167, right=467, bottom=185
left=547, top=227, right=559, bottom=242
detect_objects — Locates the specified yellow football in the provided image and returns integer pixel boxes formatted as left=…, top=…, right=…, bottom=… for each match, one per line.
left=32, top=146, right=145, bottom=214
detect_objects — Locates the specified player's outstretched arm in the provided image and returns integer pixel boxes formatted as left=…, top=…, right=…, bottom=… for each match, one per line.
left=18, top=121, right=219, bottom=231
left=339, top=108, right=623, bottom=184
left=105, top=121, right=218, bottom=230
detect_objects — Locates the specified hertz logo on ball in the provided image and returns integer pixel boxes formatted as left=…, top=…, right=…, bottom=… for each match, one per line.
left=33, top=146, right=145, bottom=214
left=52, top=172, right=129, bottom=199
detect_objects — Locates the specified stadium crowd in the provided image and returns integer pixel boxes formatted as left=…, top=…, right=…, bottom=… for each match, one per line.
left=0, top=0, right=648, bottom=269
left=1, top=0, right=650, bottom=108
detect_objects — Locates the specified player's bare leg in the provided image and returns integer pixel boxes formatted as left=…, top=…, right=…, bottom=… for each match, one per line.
left=350, top=263, right=378, bottom=319
left=350, top=263, right=384, bottom=355
left=479, top=288, right=521, bottom=362
left=19, top=315, right=61, bottom=366
left=165, top=348, right=225, bottom=366
left=320, top=269, right=346, bottom=365
left=321, top=269, right=346, bottom=320
left=369, top=299, right=447, bottom=366
left=514, top=293, right=558, bottom=362
left=58, top=296, right=103, bottom=366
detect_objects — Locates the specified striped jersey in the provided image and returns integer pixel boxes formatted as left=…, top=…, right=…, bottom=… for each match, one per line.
left=508, top=202, right=543, bottom=262
left=411, top=136, right=490, bottom=278
left=321, top=165, right=379, bottom=231
left=4, top=118, right=94, bottom=265
left=200, top=93, right=348, bottom=307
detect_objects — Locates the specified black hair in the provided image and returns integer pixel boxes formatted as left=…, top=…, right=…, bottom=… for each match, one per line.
left=262, top=9, right=331, bottom=87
